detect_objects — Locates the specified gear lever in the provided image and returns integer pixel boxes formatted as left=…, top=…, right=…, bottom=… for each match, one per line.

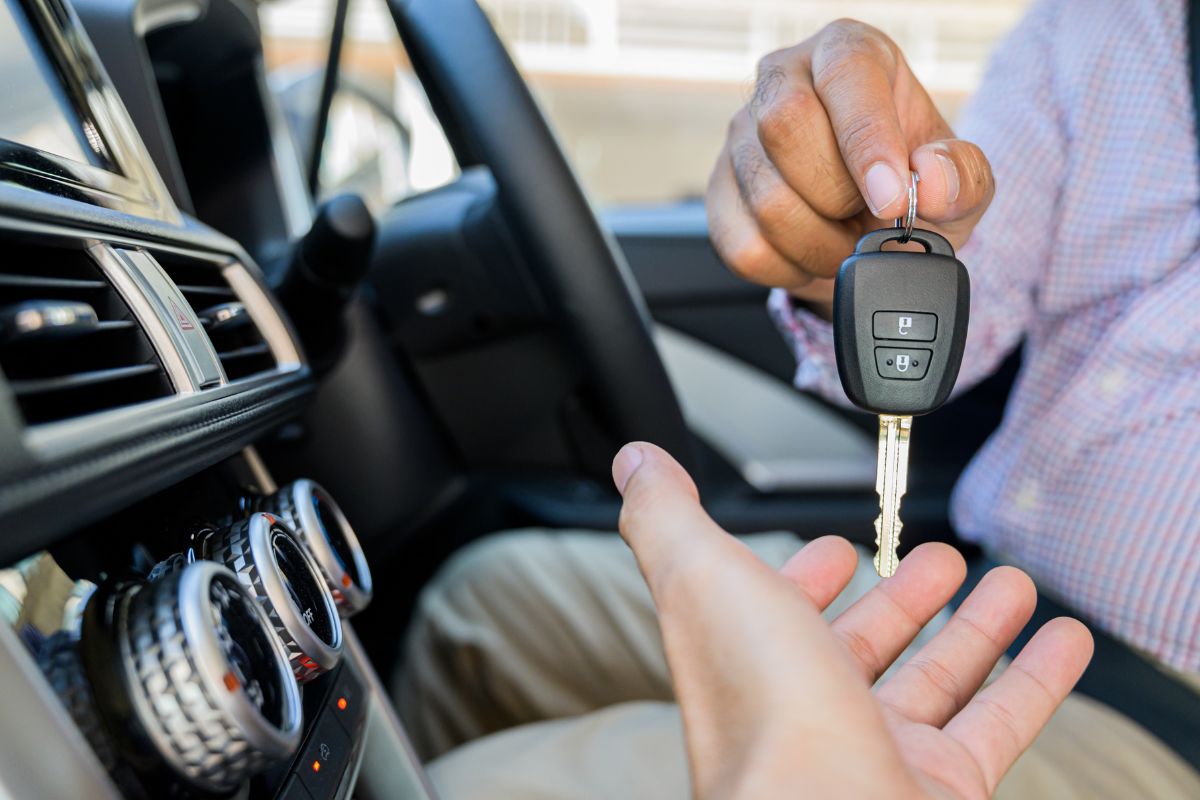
left=277, top=193, right=376, bottom=371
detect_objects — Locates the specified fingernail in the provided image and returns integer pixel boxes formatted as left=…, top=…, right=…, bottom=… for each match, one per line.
left=864, top=162, right=904, bottom=216
left=612, top=444, right=646, bottom=495
left=936, top=152, right=960, bottom=204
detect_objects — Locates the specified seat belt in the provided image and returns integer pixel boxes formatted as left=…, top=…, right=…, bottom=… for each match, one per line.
left=1191, top=0, right=1200, bottom=169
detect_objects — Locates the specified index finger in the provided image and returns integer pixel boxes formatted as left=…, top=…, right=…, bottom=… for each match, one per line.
left=810, top=21, right=910, bottom=218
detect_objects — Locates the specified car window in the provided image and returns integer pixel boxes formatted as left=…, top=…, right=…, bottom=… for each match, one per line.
left=261, top=0, right=459, bottom=215
left=481, top=0, right=1033, bottom=206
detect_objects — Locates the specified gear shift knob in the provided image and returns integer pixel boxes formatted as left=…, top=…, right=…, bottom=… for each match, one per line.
left=278, top=193, right=376, bottom=370
left=298, top=193, right=375, bottom=291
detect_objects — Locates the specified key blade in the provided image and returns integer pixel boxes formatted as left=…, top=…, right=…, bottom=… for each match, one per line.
left=873, top=415, right=912, bottom=578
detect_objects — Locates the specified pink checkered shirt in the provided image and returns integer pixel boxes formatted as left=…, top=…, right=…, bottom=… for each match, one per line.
left=770, top=0, right=1200, bottom=672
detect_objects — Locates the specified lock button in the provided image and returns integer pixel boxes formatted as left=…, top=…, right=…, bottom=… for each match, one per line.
left=875, top=347, right=932, bottom=381
left=873, top=311, right=937, bottom=342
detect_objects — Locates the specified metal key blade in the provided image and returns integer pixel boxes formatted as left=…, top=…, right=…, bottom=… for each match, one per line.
left=873, top=414, right=913, bottom=578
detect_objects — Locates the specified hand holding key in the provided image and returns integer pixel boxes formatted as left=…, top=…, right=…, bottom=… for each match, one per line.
left=705, top=19, right=993, bottom=313
left=703, top=20, right=982, bottom=576
left=613, top=442, right=1093, bottom=800
left=834, top=195, right=970, bottom=576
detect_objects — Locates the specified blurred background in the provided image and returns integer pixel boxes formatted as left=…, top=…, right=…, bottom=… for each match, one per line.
left=261, top=0, right=1032, bottom=214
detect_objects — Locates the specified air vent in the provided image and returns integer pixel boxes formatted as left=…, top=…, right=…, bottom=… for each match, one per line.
left=152, top=252, right=278, bottom=382
left=0, top=241, right=173, bottom=425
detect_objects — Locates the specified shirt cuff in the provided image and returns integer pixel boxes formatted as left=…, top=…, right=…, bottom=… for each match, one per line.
left=767, top=288, right=846, bottom=402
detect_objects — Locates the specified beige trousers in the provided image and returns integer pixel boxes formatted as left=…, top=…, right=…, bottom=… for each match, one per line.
left=393, top=530, right=1200, bottom=799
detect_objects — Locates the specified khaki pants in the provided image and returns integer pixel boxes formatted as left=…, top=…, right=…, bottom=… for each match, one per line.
left=393, top=530, right=1200, bottom=799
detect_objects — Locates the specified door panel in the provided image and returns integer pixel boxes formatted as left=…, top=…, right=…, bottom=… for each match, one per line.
left=655, top=326, right=876, bottom=493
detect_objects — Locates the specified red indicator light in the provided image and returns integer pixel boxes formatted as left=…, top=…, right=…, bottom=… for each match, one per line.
left=337, top=697, right=347, bottom=711
left=223, top=672, right=240, bottom=692
left=341, top=574, right=352, bottom=588
left=312, top=760, right=321, bottom=773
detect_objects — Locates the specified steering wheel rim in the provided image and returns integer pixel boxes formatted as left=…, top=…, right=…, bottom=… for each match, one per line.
left=386, top=0, right=696, bottom=473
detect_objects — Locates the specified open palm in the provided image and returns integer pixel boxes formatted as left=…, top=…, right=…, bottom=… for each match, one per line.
left=612, top=442, right=1093, bottom=799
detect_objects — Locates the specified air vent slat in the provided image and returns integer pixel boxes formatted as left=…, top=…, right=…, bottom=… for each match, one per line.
left=0, top=240, right=173, bottom=426
left=9, top=363, right=162, bottom=396
left=218, top=343, right=271, bottom=361
left=95, top=320, right=137, bottom=332
left=175, top=284, right=236, bottom=298
left=0, top=275, right=109, bottom=291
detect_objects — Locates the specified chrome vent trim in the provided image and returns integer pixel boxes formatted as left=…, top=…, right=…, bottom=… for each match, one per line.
left=152, top=251, right=297, bottom=383
left=89, top=244, right=223, bottom=392
left=221, top=263, right=302, bottom=370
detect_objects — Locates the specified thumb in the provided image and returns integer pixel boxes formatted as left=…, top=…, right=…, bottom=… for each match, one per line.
left=911, top=138, right=994, bottom=246
left=612, top=442, right=727, bottom=587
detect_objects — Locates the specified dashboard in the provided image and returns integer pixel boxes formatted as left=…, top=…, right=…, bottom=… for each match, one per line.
left=0, top=0, right=434, bottom=797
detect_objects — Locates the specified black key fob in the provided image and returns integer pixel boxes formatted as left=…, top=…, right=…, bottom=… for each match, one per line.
left=833, top=228, right=970, bottom=416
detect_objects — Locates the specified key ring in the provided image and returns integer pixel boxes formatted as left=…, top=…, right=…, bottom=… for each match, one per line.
left=893, top=170, right=919, bottom=243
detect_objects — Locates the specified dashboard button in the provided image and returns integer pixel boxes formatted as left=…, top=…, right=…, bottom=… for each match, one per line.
left=298, top=716, right=351, bottom=798
left=328, top=668, right=365, bottom=737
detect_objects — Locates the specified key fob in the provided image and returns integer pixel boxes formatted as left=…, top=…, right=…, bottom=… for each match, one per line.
left=833, top=228, right=969, bottom=416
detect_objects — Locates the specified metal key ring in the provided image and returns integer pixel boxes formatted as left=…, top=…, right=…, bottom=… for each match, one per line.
left=893, top=170, right=919, bottom=243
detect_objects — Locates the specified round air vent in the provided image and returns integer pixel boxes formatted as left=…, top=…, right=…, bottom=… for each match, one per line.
left=205, top=513, right=343, bottom=682
left=80, top=561, right=302, bottom=794
left=259, top=479, right=372, bottom=617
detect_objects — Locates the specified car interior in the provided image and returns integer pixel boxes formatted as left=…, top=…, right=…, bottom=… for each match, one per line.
left=0, top=0, right=1023, bottom=797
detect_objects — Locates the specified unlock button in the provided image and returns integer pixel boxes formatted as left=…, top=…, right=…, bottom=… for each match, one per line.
left=875, top=347, right=932, bottom=381
left=873, top=311, right=937, bottom=342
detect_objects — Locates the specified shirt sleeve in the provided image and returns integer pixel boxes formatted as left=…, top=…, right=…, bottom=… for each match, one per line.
left=770, top=0, right=1065, bottom=404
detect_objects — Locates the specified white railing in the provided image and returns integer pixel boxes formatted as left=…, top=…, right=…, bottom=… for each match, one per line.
left=260, top=0, right=397, bottom=45
left=260, top=0, right=1030, bottom=92
left=482, top=0, right=1029, bottom=92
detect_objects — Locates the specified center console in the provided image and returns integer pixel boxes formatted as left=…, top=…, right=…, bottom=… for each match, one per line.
left=6, top=457, right=435, bottom=800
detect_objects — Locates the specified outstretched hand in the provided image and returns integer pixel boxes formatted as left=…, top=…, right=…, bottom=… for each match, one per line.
left=612, top=442, right=1093, bottom=799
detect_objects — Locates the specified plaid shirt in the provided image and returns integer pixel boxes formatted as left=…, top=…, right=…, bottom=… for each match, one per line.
left=770, top=0, right=1200, bottom=673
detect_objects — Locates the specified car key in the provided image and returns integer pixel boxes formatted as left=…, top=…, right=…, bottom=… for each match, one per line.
left=832, top=176, right=969, bottom=576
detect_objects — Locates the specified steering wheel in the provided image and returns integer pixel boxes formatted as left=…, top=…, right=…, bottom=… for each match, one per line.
left=385, top=0, right=696, bottom=473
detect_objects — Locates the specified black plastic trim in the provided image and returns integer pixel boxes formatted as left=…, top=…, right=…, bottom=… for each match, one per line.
left=0, top=370, right=311, bottom=564
left=9, top=363, right=161, bottom=395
